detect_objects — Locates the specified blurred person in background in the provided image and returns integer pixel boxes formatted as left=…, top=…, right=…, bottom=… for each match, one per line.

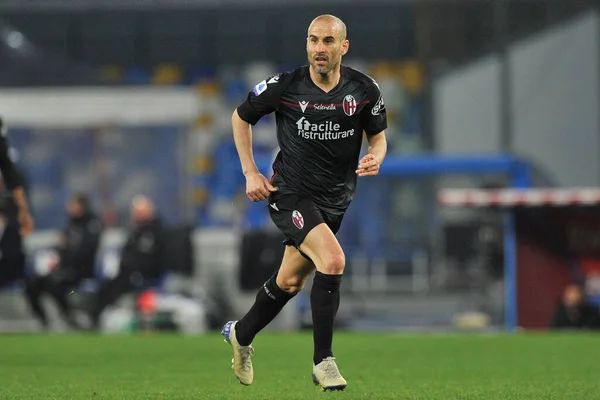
left=90, top=195, right=166, bottom=330
left=222, top=14, right=387, bottom=391
left=0, top=117, right=34, bottom=288
left=24, top=193, right=102, bottom=330
left=550, top=284, right=600, bottom=330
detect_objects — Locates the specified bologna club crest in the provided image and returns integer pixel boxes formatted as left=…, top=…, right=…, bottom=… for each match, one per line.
left=343, top=94, right=357, bottom=116
left=292, top=210, right=304, bottom=229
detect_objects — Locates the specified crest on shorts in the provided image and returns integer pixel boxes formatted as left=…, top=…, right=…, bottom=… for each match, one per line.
left=342, top=95, right=357, bottom=116
left=292, top=210, right=304, bottom=229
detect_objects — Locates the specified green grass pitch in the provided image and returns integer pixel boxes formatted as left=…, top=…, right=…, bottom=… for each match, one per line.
left=0, top=332, right=598, bottom=399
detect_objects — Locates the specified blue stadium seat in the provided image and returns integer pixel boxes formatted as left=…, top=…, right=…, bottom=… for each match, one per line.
left=223, top=79, right=248, bottom=104
left=125, top=67, right=151, bottom=85
left=185, top=67, right=216, bottom=85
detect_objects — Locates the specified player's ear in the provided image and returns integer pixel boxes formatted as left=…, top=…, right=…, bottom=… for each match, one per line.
left=341, top=39, right=349, bottom=56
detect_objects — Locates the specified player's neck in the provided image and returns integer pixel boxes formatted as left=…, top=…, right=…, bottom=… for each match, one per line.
left=309, top=67, right=341, bottom=93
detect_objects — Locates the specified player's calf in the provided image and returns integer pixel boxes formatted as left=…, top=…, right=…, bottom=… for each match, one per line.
left=311, top=271, right=343, bottom=364
left=276, top=273, right=310, bottom=295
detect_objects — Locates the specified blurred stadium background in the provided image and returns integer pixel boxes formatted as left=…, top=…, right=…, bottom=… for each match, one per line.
left=0, top=0, right=599, bottom=337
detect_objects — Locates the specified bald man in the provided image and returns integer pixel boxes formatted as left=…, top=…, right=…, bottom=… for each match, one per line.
left=222, top=15, right=388, bottom=391
left=90, top=195, right=166, bottom=330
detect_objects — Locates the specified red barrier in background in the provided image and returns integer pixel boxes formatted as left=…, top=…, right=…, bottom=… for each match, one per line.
left=515, top=207, right=600, bottom=329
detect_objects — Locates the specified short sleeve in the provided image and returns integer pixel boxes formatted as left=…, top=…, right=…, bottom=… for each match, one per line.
left=361, top=80, right=387, bottom=136
left=236, top=74, right=286, bottom=125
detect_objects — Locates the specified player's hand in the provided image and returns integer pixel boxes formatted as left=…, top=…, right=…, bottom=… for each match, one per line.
left=18, top=210, right=34, bottom=237
left=356, top=154, right=380, bottom=177
left=245, top=172, right=278, bottom=202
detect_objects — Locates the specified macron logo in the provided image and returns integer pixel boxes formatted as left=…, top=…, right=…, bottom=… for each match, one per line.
left=299, top=101, right=309, bottom=113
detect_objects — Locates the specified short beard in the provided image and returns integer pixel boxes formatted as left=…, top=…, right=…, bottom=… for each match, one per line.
left=311, top=61, right=332, bottom=76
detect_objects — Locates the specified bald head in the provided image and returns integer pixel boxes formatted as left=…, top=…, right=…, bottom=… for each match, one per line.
left=131, top=195, right=155, bottom=224
left=308, top=14, right=347, bottom=41
left=306, top=14, right=349, bottom=77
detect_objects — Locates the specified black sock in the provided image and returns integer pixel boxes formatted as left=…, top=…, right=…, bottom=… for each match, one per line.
left=311, top=271, right=342, bottom=365
left=235, top=274, right=296, bottom=346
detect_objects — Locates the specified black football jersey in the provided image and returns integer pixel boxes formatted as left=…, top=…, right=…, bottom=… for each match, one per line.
left=237, top=65, right=387, bottom=215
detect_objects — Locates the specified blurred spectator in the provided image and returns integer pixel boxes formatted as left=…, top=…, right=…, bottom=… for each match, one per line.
left=24, top=193, right=102, bottom=330
left=91, top=195, right=166, bottom=330
left=0, top=117, right=34, bottom=288
left=550, top=284, right=600, bottom=330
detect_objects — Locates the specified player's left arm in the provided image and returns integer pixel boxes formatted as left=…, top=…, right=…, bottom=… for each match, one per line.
left=356, top=131, right=387, bottom=177
left=357, top=80, right=388, bottom=177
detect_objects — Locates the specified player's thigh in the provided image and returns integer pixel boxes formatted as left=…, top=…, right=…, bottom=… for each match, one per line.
left=276, top=245, right=315, bottom=293
left=298, top=223, right=345, bottom=275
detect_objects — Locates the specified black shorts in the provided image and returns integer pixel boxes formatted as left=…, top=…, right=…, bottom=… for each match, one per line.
left=267, top=190, right=343, bottom=248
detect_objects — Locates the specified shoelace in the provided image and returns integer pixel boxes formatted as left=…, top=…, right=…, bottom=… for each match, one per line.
left=320, top=357, right=342, bottom=379
left=239, top=346, right=254, bottom=372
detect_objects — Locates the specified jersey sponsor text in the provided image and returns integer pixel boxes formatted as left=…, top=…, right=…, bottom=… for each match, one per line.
left=295, top=117, right=355, bottom=140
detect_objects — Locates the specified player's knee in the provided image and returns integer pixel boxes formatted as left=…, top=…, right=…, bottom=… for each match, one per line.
left=279, top=275, right=306, bottom=294
left=322, top=252, right=346, bottom=275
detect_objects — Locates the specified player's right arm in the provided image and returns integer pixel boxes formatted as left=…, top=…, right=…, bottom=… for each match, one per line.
left=231, top=109, right=276, bottom=201
left=233, top=74, right=286, bottom=202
